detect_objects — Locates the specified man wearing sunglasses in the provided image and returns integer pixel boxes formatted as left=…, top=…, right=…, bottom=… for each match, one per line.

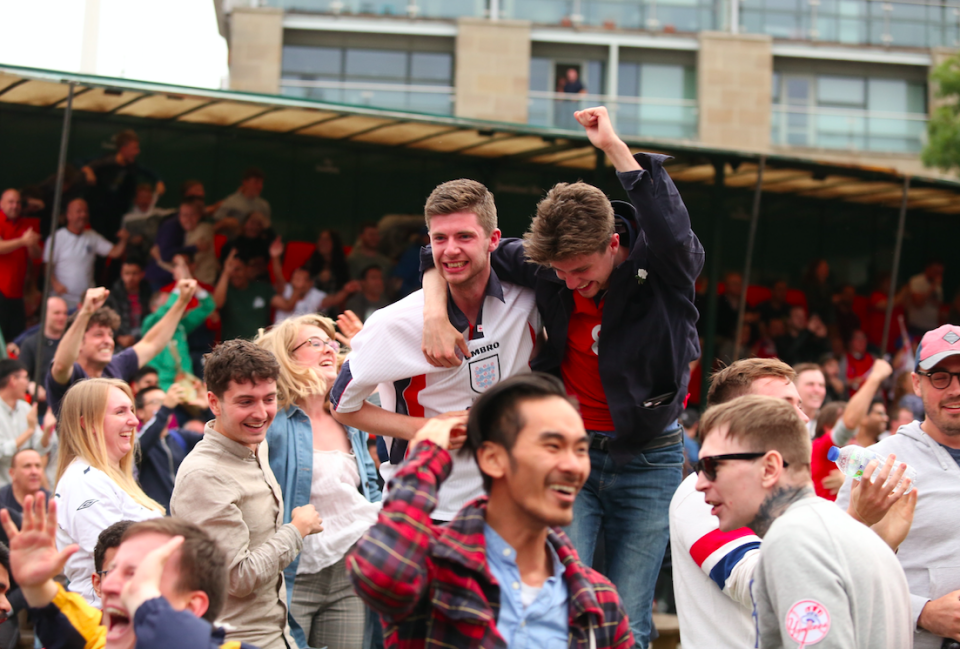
left=697, top=395, right=911, bottom=649
left=836, top=323, right=960, bottom=649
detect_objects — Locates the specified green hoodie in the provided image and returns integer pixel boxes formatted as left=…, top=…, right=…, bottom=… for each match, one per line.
left=142, top=289, right=215, bottom=389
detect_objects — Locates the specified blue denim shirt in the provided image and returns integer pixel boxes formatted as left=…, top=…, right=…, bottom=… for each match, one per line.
left=484, top=524, right=569, bottom=649
left=267, top=404, right=382, bottom=648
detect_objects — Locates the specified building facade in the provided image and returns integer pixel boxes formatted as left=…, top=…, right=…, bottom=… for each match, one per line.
left=214, top=0, right=959, bottom=177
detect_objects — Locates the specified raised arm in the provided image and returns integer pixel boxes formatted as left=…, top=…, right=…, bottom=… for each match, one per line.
left=107, top=229, right=130, bottom=259
left=213, top=249, right=238, bottom=309
left=49, top=288, right=109, bottom=385
left=836, top=358, right=892, bottom=442
left=132, top=280, right=197, bottom=367
left=269, top=237, right=287, bottom=295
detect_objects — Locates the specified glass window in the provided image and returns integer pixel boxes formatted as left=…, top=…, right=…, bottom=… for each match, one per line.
left=867, top=79, right=907, bottom=112
left=785, top=76, right=811, bottom=105
left=618, top=62, right=641, bottom=97
left=817, top=76, right=865, bottom=107
left=772, top=72, right=781, bottom=102
left=641, top=64, right=685, bottom=99
left=282, top=46, right=342, bottom=77
left=530, top=58, right=552, bottom=91
left=345, top=49, right=408, bottom=81
left=410, top=52, right=452, bottom=85
left=586, top=61, right=605, bottom=95
left=906, top=81, right=927, bottom=114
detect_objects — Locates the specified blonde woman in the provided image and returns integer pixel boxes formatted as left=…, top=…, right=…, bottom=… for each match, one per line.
left=257, top=314, right=380, bottom=649
left=55, top=378, right=164, bottom=606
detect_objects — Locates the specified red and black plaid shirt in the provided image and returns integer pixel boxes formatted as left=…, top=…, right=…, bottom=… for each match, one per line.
left=347, top=441, right=634, bottom=649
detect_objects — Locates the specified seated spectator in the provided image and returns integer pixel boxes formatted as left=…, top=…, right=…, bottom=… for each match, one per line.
left=841, top=329, right=875, bottom=395
left=775, top=306, right=831, bottom=365
left=145, top=199, right=203, bottom=291
left=904, top=260, right=944, bottom=337
left=120, top=182, right=174, bottom=258
left=893, top=370, right=924, bottom=421
left=347, top=222, right=392, bottom=282
left=219, top=211, right=272, bottom=278
left=716, top=271, right=755, bottom=341
left=393, top=226, right=430, bottom=298
left=90, top=520, right=134, bottom=602
left=0, top=360, right=52, bottom=487
left=0, top=449, right=49, bottom=517
left=16, top=296, right=69, bottom=384
left=801, top=258, right=835, bottom=325
left=886, top=404, right=915, bottom=438
left=53, top=379, right=165, bottom=605
left=0, top=188, right=41, bottom=343
left=213, top=249, right=273, bottom=341
left=835, top=284, right=862, bottom=344
left=5, top=498, right=252, bottom=649
left=45, top=282, right=199, bottom=416
left=344, top=265, right=390, bottom=322
left=181, top=178, right=218, bottom=219
left=134, top=385, right=204, bottom=512
left=679, top=408, right=700, bottom=470
left=105, top=256, right=154, bottom=349
left=213, top=166, right=270, bottom=234
left=44, top=198, right=129, bottom=309
left=820, top=353, right=845, bottom=403
left=757, top=279, right=791, bottom=326
left=183, top=203, right=216, bottom=285
left=751, top=317, right=783, bottom=359
left=307, top=229, right=352, bottom=296
left=271, top=265, right=328, bottom=324
left=132, top=365, right=160, bottom=394
left=141, top=275, right=214, bottom=390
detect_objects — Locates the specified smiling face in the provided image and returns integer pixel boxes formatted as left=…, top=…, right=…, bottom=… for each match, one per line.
left=913, top=355, right=960, bottom=444
left=66, top=199, right=90, bottom=233
left=102, top=386, right=139, bottom=466
left=208, top=379, right=278, bottom=450
left=795, top=369, right=826, bottom=416
left=291, top=324, right=338, bottom=388
left=10, top=449, right=44, bottom=496
left=429, top=211, right=500, bottom=290
left=549, top=235, right=619, bottom=299
left=0, top=189, right=20, bottom=219
left=481, top=396, right=590, bottom=528
left=100, top=533, right=192, bottom=649
left=695, top=424, right=771, bottom=532
left=1, top=368, right=29, bottom=401
left=79, top=324, right=116, bottom=369
left=750, top=376, right=809, bottom=423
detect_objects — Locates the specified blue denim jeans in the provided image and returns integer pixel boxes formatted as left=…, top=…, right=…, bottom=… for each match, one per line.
left=565, top=433, right=684, bottom=649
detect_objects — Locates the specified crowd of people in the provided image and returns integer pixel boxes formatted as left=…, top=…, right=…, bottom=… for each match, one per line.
left=0, top=106, right=955, bottom=649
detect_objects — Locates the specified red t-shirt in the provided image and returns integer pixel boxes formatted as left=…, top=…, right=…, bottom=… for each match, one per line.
left=845, top=352, right=874, bottom=396
left=561, top=291, right=615, bottom=431
left=0, top=210, right=38, bottom=299
left=811, top=428, right=854, bottom=501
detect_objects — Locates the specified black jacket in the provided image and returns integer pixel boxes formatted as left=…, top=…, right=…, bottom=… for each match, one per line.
left=422, top=154, right=703, bottom=464
left=136, top=405, right=203, bottom=512
left=106, top=278, right=155, bottom=340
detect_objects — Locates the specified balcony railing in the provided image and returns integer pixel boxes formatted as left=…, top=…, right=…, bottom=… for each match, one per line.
left=771, top=104, right=927, bottom=153
left=528, top=91, right=699, bottom=140
left=279, top=79, right=456, bottom=114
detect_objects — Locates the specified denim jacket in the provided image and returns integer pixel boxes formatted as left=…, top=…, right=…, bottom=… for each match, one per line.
left=267, top=404, right=382, bottom=648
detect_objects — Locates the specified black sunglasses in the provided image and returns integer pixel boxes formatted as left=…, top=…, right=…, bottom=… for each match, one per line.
left=694, top=452, right=788, bottom=481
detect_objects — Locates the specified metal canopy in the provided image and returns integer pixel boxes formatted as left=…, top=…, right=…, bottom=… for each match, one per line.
left=1, top=64, right=959, bottom=214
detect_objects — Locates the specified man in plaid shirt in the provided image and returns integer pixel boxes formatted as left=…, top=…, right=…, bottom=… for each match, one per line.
left=347, top=373, right=634, bottom=649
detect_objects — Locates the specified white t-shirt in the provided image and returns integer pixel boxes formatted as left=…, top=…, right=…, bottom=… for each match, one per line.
left=55, top=458, right=163, bottom=606
left=331, top=279, right=540, bottom=521
left=43, top=228, right=114, bottom=308
left=273, top=285, right=328, bottom=323
left=669, top=473, right=761, bottom=649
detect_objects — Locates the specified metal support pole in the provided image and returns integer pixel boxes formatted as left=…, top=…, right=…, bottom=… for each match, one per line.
left=733, top=156, right=765, bottom=361
left=489, top=0, right=500, bottom=20
left=699, top=160, right=726, bottom=408
left=881, top=175, right=910, bottom=355
left=731, top=0, right=740, bottom=33
left=33, top=82, right=75, bottom=395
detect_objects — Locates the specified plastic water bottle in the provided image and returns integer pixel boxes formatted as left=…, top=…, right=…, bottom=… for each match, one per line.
left=827, top=446, right=917, bottom=494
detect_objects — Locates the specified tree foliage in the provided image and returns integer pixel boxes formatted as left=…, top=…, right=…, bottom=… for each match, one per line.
left=922, top=53, right=960, bottom=174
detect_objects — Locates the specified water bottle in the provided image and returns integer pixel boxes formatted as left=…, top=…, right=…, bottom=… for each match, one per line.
left=827, top=446, right=917, bottom=494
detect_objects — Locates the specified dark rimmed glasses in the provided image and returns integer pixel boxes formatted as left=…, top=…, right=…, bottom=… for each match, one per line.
left=693, top=452, right=788, bottom=481
left=291, top=336, right=340, bottom=355
left=916, top=369, right=960, bottom=390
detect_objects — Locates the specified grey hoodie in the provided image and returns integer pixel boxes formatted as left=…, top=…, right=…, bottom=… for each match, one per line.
left=836, top=420, right=960, bottom=649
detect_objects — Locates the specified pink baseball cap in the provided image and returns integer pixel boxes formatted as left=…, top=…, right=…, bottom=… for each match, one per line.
left=916, top=324, right=960, bottom=370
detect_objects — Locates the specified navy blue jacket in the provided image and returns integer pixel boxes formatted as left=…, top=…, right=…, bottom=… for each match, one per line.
left=422, top=154, right=703, bottom=464
left=135, top=404, right=203, bottom=512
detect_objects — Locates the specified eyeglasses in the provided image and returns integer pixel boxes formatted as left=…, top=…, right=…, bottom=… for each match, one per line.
left=693, top=452, right=788, bottom=481
left=917, top=369, right=960, bottom=390
left=291, top=336, right=340, bottom=355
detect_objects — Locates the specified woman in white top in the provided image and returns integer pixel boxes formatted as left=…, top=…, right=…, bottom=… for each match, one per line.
left=258, top=314, right=381, bottom=649
left=55, top=378, right=164, bottom=606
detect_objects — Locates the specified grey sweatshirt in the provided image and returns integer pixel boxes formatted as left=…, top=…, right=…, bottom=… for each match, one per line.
left=836, top=420, right=960, bottom=649
left=753, top=496, right=912, bottom=649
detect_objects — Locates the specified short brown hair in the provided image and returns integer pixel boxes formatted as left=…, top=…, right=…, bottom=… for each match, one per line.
left=700, top=395, right=811, bottom=472
left=203, top=339, right=280, bottom=399
left=523, top=182, right=614, bottom=265
left=424, top=179, right=497, bottom=236
left=115, top=129, right=139, bottom=149
left=123, top=518, right=227, bottom=623
left=707, top=358, right=796, bottom=407
left=66, top=306, right=121, bottom=334
left=793, top=363, right=823, bottom=380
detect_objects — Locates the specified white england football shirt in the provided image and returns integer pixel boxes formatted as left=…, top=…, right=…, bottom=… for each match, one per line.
left=670, top=473, right=761, bottom=649
left=332, top=273, right=539, bottom=521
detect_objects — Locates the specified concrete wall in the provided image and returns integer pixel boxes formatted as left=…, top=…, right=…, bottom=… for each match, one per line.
left=228, top=7, right=284, bottom=94
left=455, top=18, right=531, bottom=123
left=697, top=32, right=773, bottom=152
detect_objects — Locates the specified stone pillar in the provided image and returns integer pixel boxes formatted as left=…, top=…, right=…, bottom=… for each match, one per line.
left=228, top=7, right=284, bottom=95
left=455, top=18, right=531, bottom=123
left=697, top=32, right=773, bottom=152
